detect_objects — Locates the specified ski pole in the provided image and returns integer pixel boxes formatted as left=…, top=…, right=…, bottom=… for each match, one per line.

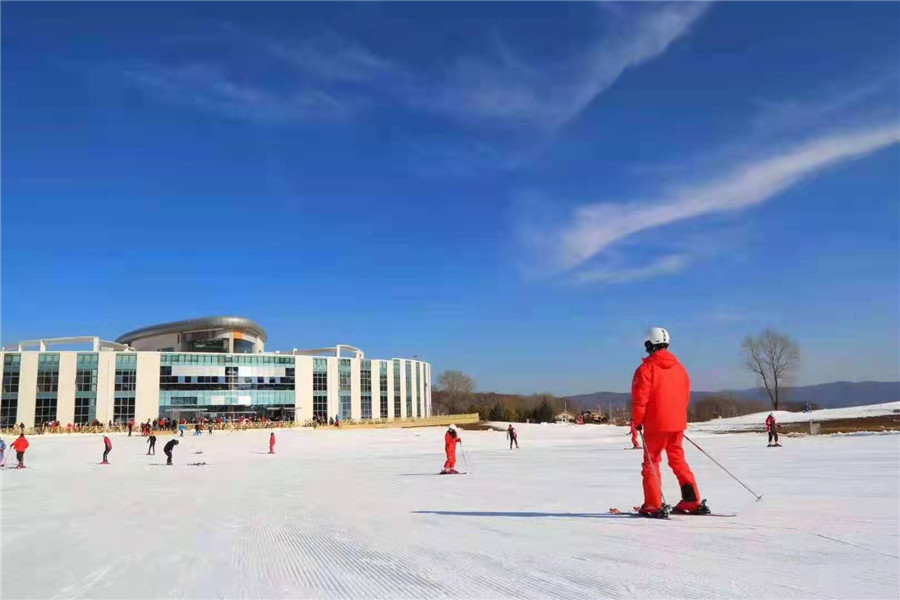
left=639, top=429, right=667, bottom=508
left=461, top=444, right=470, bottom=473
left=683, top=434, right=763, bottom=501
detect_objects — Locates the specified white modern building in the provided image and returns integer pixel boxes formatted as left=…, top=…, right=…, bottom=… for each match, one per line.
left=1, top=316, right=431, bottom=428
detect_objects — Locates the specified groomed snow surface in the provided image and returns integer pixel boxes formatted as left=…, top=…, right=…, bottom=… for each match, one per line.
left=2, top=424, right=898, bottom=599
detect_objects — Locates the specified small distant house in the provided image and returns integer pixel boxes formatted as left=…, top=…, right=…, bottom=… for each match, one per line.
left=555, top=410, right=575, bottom=423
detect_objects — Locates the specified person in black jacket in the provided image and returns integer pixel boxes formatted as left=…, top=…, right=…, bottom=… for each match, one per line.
left=147, top=433, right=157, bottom=455
left=163, top=439, right=179, bottom=465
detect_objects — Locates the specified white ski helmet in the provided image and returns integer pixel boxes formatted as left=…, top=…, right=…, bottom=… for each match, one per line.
left=448, top=424, right=457, bottom=431
left=644, top=327, right=671, bottom=347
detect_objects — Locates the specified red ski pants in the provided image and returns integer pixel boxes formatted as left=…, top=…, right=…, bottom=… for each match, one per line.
left=641, top=431, right=699, bottom=509
left=444, top=451, right=456, bottom=470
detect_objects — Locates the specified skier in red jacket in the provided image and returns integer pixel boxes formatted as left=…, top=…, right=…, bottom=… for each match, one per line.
left=269, top=432, right=276, bottom=454
left=631, top=328, right=707, bottom=517
left=101, top=435, right=112, bottom=464
left=441, top=425, right=462, bottom=474
left=765, top=414, right=780, bottom=447
left=10, top=434, right=29, bottom=469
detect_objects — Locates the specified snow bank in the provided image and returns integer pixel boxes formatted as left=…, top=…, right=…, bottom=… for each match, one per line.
left=2, top=425, right=897, bottom=599
left=690, top=401, right=900, bottom=432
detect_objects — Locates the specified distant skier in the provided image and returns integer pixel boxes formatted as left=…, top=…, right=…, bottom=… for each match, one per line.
left=179, top=423, right=186, bottom=437
left=163, top=439, right=179, bottom=466
left=507, top=424, right=519, bottom=449
left=441, top=425, right=462, bottom=474
left=629, top=420, right=642, bottom=449
left=194, top=423, right=201, bottom=436
left=147, top=433, right=157, bottom=455
left=101, top=435, right=112, bottom=464
left=0, top=437, right=6, bottom=466
left=631, top=328, right=707, bottom=517
left=11, top=433, right=29, bottom=469
left=269, top=432, right=276, bottom=454
left=765, top=413, right=781, bottom=447
left=128, top=421, right=133, bottom=437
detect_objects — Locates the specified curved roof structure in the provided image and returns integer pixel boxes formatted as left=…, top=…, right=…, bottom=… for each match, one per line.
left=116, top=316, right=267, bottom=344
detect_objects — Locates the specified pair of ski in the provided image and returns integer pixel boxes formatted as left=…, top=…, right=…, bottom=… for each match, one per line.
left=608, top=506, right=736, bottom=519
left=438, top=471, right=467, bottom=475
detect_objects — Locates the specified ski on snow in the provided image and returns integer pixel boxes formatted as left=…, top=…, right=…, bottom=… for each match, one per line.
left=608, top=507, right=737, bottom=519
left=438, top=471, right=467, bottom=475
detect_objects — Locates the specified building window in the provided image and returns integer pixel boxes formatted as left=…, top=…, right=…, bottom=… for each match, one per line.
left=114, top=397, right=136, bottom=423
left=313, top=358, right=328, bottom=421
left=406, top=361, right=413, bottom=418
left=393, top=360, right=401, bottom=418
left=35, top=398, right=57, bottom=425
left=339, top=359, right=351, bottom=420
left=74, top=398, right=96, bottom=425
left=75, top=353, right=99, bottom=425
left=361, top=360, right=372, bottom=420
left=379, top=362, right=389, bottom=419
left=115, top=370, right=137, bottom=391
left=2, top=354, right=21, bottom=427
left=36, top=353, right=60, bottom=424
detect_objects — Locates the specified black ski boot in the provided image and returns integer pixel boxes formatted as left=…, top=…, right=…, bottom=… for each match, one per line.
left=674, top=499, right=712, bottom=515
left=637, top=504, right=671, bottom=519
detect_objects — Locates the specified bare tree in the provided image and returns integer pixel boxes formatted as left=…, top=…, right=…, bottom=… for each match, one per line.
left=435, top=371, right=475, bottom=415
left=741, top=329, right=800, bottom=411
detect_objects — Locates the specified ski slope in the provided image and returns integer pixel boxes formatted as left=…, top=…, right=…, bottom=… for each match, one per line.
left=2, top=425, right=898, bottom=599
left=690, top=401, right=900, bottom=432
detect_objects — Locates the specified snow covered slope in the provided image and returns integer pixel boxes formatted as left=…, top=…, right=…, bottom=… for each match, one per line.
left=690, top=401, right=900, bottom=432
left=2, top=425, right=897, bottom=599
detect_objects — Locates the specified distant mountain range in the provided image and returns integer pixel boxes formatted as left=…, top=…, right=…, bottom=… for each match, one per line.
left=564, top=381, right=900, bottom=411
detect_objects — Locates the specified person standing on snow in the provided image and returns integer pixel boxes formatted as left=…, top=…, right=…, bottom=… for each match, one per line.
left=11, top=433, right=29, bottom=469
left=629, top=420, right=642, bottom=450
left=269, top=432, right=276, bottom=454
left=147, top=432, right=157, bottom=455
left=178, top=423, right=186, bottom=437
left=163, top=439, right=179, bottom=466
left=0, top=437, right=6, bottom=466
left=101, top=435, right=112, bottom=464
left=765, top=413, right=781, bottom=447
left=442, top=425, right=462, bottom=474
left=507, top=424, right=519, bottom=449
left=631, top=328, right=707, bottom=517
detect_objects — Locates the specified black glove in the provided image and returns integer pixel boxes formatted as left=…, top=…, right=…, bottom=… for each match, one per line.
left=636, top=424, right=643, bottom=432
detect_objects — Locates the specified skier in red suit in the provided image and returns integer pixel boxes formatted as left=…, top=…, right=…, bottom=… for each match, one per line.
left=269, top=432, right=276, bottom=454
left=101, top=435, right=112, bottom=464
left=442, top=425, right=462, bottom=474
left=631, top=327, right=707, bottom=517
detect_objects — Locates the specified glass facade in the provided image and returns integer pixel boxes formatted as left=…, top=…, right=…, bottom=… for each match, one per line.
left=379, top=362, right=389, bottom=419
left=339, top=359, right=351, bottom=420
left=114, top=354, right=137, bottom=424
left=159, top=353, right=295, bottom=418
left=405, top=361, right=413, bottom=418
left=35, top=353, right=60, bottom=425
left=360, top=359, right=372, bottom=420
left=313, top=358, right=328, bottom=421
left=75, top=353, right=99, bottom=425
left=2, top=354, right=21, bottom=427
left=393, top=360, right=401, bottom=418
left=416, top=362, right=422, bottom=418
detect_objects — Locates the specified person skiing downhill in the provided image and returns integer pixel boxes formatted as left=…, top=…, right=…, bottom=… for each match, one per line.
left=147, top=433, right=157, bottom=455
left=101, top=435, right=112, bottom=464
left=507, top=424, right=519, bottom=449
left=765, top=413, right=781, bottom=447
left=631, top=328, right=707, bottom=517
left=442, top=425, right=462, bottom=474
left=10, top=433, right=29, bottom=469
left=163, top=439, right=179, bottom=466
left=629, top=421, right=642, bottom=449
left=269, top=432, right=276, bottom=454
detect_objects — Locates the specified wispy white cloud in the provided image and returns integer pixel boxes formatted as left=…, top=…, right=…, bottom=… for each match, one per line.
left=129, top=63, right=352, bottom=124
left=267, top=32, right=400, bottom=83
left=520, top=123, right=900, bottom=276
left=571, top=254, right=689, bottom=284
left=418, top=3, right=709, bottom=131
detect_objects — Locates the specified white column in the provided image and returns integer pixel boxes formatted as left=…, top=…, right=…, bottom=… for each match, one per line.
left=56, top=352, right=77, bottom=425
left=95, top=351, right=117, bottom=425
left=17, top=353, right=39, bottom=428
left=327, top=358, right=338, bottom=421
left=295, top=356, right=313, bottom=422
left=370, top=360, right=381, bottom=419
left=399, top=360, right=407, bottom=420
left=135, top=352, right=161, bottom=423
left=385, top=361, right=395, bottom=421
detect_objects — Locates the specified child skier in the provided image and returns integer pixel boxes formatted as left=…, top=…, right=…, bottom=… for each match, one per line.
left=765, top=413, right=781, bottom=447
left=101, top=435, right=112, bottom=464
left=269, top=432, right=276, bottom=454
left=11, top=433, right=29, bottom=469
left=507, top=424, right=518, bottom=449
left=441, top=425, right=462, bottom=474
left=631, top=328, right=707, bottom=517
left=178, top=423, right=186, bottom=437
left=147, top=432, right=157, bottom=455
left=163, top=439, right=179, bottom=465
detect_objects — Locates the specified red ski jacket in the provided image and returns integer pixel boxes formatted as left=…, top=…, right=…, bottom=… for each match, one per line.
left=104, top=437, right=112, bottom=450
left=444, top=431, right=460, bottom=455
left=765, top=415, right=776, bottom=431
left=631, top=349, right=691, bottom=433
left=11, top=437, right=29, bottom=452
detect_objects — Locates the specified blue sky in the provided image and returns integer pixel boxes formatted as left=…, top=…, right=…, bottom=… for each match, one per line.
left=2, top=2, right=899, bottom=395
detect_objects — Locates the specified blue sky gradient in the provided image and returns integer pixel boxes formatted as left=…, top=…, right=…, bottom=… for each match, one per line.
left=2, top=2, right=898, bottom=394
